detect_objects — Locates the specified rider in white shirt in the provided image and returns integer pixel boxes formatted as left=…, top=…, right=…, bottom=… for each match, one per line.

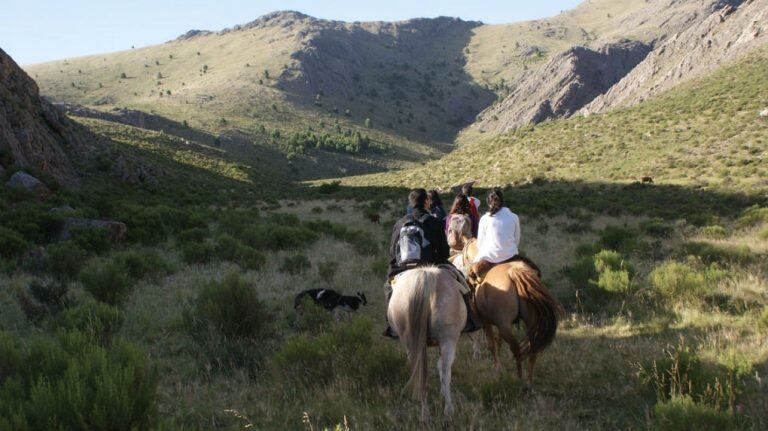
left=470, top=189, right=539, bottom=283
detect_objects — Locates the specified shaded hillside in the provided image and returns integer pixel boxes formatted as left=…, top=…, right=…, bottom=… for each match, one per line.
left=340, top=47, right=768, bottom=191
left=585, top=0, right=767, bottom=113
left=0, top=48, right=95, bottom=185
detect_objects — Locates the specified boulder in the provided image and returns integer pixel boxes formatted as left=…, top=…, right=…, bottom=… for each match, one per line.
left=59, top=218, right=127, bottom=243
left=7, top=171, right=50, bottom=196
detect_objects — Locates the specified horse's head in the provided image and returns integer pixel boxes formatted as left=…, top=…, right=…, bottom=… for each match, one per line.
left=357, top=292, right=368, bottom=306
left=447, top=214, right=473, bottom=251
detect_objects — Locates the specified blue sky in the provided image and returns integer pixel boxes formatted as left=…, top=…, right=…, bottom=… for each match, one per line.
left=2, top=0, right=583, bottom=65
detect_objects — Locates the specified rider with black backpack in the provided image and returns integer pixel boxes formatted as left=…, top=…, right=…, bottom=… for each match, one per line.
left=383, top=189, right=481, bottom=338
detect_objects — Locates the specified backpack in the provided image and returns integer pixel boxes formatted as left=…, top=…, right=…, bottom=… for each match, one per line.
left=397, top=213, right=432, bottom=265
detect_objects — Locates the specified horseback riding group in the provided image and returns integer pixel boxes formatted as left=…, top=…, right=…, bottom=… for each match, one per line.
left=382, top=184, right=564, bottom=421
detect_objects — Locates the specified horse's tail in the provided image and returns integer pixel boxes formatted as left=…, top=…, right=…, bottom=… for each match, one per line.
left=402, top=270, right=434, bottom=399
left=508, top=263, right=564, bottom=357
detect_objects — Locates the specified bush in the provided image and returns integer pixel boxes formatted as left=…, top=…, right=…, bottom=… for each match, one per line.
left=241, top=225, right=319, bottom=250
left=79, top=259, right=135, bottom=305
left=185, top=272, right=269, bottom=339
left=280, top=254, right=311, bottom=274
left=735, top=206, right=768, bottom=229
left=69, top=226, right=112, bottom=253
left=641, top=219, right=674, bottom=238
left=701, top=225, right=727, bottom=239
left=649, top=260, right=728, bottom=304
left=598, top=225, right=638, bottom=254
left=28, top=280, right=69, bottom=313
left=651, top=395, right=736, bottom=431
left=273, top=317, right=405, bottom=387
left=122, top=204, right=190, bottom=244
left=59, top=301, right=123, bottom=344
left=113, top=248, right=171, bottom=281
left=0, top=227, right=29, bottom=259
left=46, top=241, right=88, bottom=280
left=235, top=246, right=265, bottom=271
left=178, top=227, right=208, bottom=244
left=566, top=249, right=634, bottom=312
left=0, top=202, right=62, bottom=243
left=317, top=261, right=337, bottom=283
left=680, top=242, right=754, bottom=266
left=0, top=333, right=157, bottom=430
left=214, top=234, right=242, bottom=261
left=181, top=241, right=215, bottom=264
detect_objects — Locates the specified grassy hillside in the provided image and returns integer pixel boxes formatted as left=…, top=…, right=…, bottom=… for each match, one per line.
left=343, top=47, right=768, bottom=191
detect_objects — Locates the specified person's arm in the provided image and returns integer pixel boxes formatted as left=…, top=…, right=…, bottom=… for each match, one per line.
left=474, top=216, right=488, bottom=262
left=388, top=219, right=402, bottom=268
left=515, top=214, right=521, bottom=248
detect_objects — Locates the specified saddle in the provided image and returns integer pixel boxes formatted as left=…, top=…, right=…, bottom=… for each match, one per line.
left=468, top=255, right=542, bottom=286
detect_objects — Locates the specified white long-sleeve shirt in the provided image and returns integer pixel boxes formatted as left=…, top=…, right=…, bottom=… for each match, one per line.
left=474, top=207, right=520, bottom=263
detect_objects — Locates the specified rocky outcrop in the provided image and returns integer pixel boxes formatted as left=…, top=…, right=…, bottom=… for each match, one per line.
left=584, top=0, right=767, bottom=113
left=0, top=47, right=92, bottom=185
left=7, top=170, right=50, bottom=197
left=472, top=40, right=651, bottom=134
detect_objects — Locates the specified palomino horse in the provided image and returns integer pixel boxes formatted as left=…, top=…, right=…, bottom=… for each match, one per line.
left=387, top=267, right=466, bottom=422
left=454, top=239, right=564, bottom=389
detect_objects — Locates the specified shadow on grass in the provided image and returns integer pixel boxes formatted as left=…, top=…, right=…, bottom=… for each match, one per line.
left=302, top=179, right=765, bottom=224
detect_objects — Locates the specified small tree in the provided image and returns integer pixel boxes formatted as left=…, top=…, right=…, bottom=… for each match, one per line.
left=120, top=72, right=127, bottom=79
left=264, top=70, right=269, bottom=79
left=155, top=60, right=160, bottom=66
left=157, top=72, right=163, bottom=79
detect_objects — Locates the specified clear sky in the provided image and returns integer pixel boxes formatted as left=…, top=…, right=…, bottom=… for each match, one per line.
left=2, top=0, right=583, bottom=65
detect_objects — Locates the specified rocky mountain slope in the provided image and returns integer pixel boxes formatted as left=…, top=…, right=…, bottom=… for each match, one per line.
left=585, top=0, right=768, bottom=113
left=467, top=40, right=651, bottom=135
left=0, top=48, right=94, bottom=185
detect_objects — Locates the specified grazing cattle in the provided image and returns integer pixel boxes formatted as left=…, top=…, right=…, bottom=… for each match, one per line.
left=642, top=176, right=654, bottom=184
left=367, top=213, right=381, bottom=224
left=294, top=289, right=367, bottom=312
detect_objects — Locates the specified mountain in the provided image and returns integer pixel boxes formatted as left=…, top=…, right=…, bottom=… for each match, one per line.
left=0, top=48, right=95, bottom=185
left=585, top=0, right=768, bottom=113
left=340, top=45, right=768, bottom=191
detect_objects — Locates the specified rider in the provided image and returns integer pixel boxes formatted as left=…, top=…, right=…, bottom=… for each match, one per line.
left=462, top=183, right=480, bottom=237
left=469, top=189, right=540, bottom=283
left=383, top=188, right=481, bottom=338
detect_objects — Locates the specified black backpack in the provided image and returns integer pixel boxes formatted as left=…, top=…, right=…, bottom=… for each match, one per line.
left=397, top=213, right=432, bottom=265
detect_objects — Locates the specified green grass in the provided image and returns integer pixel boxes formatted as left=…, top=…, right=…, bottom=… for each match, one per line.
left=343, top=47, right=768, bottom=192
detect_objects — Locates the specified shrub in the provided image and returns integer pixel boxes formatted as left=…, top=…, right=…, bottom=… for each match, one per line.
left=59, top=301, right=123, bottom=344
left=641, top=219, right=674, bottom=238
left=178, top=227, right=208, bottom=244
left=69, top=226, right=112, bottom=253
left=0, top=227, right=29, bottom=259
left=214, top=234, right=242, bottom=261
left=701, top=225, right=727, bottom=239
left=241, top=225, right=319, bottom=250
left=28, top=280, right=69, bottom=313
left=680, top=242, right=754, bottom=266
left=181, top=242, right=215, bottom=264
left=598, top=225, right=638, bottom=254
left=0, top=333, right=157, bottom=430
left=649, top=260, right=728, bottom=304
left=280, top=254, right=311, bottom=274
left=735, top=206, right=768, bottom=229
left=651, top=395, right=735, bottom=431
left=185, top=272, right=268, bottom=339
left=566, top=249, right=634, bottom=312
left=113, top=248, right=171, bottom=281
left=0, top=203, right=62, bottom=243
left=122, top=205, right=189, bottom=244
left=235, top=246, right=265, bottom=271
left=79, top=259, right=135, bottom=305
left=46, top=241, right=88, bottom=280
left=317, top=261, right=337, bottom=283
left=273, top=317, right=405, bottom=387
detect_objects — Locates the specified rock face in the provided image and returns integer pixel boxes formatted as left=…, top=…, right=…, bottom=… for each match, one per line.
left=7, top=170, right=50, bottom=197
left=0, top=47, right=90, bottom=185
left=584, top=0, right=767, bottom=113
left=471, top=40, right=651, bottom=135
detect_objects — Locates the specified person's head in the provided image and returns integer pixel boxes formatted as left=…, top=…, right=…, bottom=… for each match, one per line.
left=487, top=188, right=504, bottom=216
left=461, top=183, right=473, bottom=197
left=426, top=190, right=442, bottom=210
left=450, top=193, right=472, bottom=215
left=408, top=188, right=428, bottom=210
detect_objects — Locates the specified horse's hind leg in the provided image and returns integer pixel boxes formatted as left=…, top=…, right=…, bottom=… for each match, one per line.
left=526, top=353, right=538, bottom=391
left=483, top=324, right=501, bottom=370
left=497, top=323, right=523, bottom=380
left=438, top=340, right=457, bottom=418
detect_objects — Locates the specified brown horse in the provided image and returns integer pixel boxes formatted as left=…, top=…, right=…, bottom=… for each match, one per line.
left=454, top=239, right=564, bottom=388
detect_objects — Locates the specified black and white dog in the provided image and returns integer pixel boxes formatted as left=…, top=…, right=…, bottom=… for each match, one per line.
left=294, top=289, right=368, bottom=312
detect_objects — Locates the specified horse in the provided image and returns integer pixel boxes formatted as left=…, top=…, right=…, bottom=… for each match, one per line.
left=446, top=213, right=474, bottom=275
left=642, top=176, right=654, bottom=184
left=387, top=267, right=466, bottom=422
left=455, top=239, right=564, bottom=389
